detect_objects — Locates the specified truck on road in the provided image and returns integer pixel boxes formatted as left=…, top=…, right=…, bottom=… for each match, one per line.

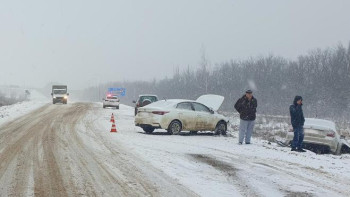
left=51, top=85, right=69, bottom=104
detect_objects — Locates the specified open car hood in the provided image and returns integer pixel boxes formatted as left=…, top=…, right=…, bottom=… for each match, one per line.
left=196, top=94, right=224, bottom=111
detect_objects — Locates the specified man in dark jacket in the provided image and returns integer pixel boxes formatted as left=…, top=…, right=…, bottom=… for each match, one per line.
left=234, top=90, right=257, bottom=144
left=290, top=96, right=306, bottom=152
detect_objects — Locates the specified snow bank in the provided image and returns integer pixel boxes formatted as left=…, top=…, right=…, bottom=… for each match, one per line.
left=0, top=89, right=48, bottom=126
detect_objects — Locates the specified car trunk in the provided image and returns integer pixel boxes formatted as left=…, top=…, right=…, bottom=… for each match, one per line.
left=304, top=128, right=329, bottom=138
left=137, top=107, right=167, bottom=117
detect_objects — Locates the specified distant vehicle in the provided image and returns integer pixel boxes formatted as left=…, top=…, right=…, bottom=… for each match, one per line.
left=284, top=118, right=350, bottom=154
left=103, top=94, right=120, bottom=109
left=133, top=95, right=158, bottom=116
left=51, top=85, right=69, bottom=104
left=135, top=94, right=229, bottom=135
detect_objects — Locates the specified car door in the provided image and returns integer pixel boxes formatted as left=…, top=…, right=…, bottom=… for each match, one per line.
left=192, top=102, right=213, bottom=131
left=176, top=102, right=196, bottom=130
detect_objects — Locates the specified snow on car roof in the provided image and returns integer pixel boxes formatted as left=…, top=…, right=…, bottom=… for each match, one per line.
left=304, top=118, right=336, bottom=132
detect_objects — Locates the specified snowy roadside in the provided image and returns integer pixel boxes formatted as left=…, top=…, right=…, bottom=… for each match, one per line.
left=86, top=103, right=350, bottom=197
left=0, top=89, right=48, bottom=126
left=224, top=111, right=350, bottom=144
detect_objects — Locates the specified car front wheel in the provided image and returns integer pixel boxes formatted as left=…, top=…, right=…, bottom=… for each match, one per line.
left=215, top=121, right=227, bottom=135
left=168, top=120, right=182, bottom=135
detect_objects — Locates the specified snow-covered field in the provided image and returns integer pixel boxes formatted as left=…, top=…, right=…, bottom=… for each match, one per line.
left=0, top=89, right=48, bottom=126
left=84, top=104, right=350, bottom=197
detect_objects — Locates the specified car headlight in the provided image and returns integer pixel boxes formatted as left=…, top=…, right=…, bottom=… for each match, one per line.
left=64, top=96, right=68, bottom=99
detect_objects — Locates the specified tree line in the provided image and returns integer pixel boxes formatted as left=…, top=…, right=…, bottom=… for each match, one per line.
left=79, top=42, right=350, bottom=121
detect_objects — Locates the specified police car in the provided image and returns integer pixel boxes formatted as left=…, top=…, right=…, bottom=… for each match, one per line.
left=103, top=94, right=120, bottom=109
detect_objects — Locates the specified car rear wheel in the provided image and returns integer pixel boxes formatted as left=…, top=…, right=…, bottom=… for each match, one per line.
left=103, top=105, right=106, bottom=108
left=142, top=127, right=155, bottom=134
left=215, top=121, right=227, bottom=135
left=168, top=120, right=182, bottom=135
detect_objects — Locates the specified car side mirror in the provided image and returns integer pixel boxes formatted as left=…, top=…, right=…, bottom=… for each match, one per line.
left=132, top=100, right=136, bottom=103
left=67, top=93, right=69, bottom=96
left=51, top=93, right=53, bottom=96
left=209, top=108, right=214, bottom=114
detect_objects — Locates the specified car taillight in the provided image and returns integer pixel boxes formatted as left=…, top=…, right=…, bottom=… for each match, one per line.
left=326, top=131, right=335, bottom=138
left=152, top=111, right=169, bottom=115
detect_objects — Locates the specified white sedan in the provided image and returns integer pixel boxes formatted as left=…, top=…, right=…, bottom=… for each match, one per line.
left=135, top=94, right=229, bottom=135
left=284, top=118, right=350, bottom=154
left=103, top=94, right=120, bottom=109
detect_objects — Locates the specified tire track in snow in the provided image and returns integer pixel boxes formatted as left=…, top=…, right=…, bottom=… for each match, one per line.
left=0, top=103, right=198, bottom=196
left=190, top=154, right=260, bottom=197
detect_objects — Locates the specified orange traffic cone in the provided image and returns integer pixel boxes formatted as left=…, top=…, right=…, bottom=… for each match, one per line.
left=110, top=113, right=115, bottom=123
left=110, top=122, right=117, bottom=132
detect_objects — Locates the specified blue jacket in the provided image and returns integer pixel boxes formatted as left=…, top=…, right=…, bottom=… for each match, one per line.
left=289, top=96, right=305, bottom=128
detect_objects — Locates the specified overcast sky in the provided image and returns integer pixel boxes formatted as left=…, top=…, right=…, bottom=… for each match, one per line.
left=1, top=0, right=350, bottom=89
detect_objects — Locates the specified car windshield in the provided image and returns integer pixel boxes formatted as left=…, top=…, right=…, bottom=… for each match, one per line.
left=140, top=96, right=158, bottom=103
left=53, top=89, right=67, bottom=94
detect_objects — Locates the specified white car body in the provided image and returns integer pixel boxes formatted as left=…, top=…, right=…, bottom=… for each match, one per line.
left=285, top=118, right=350, bottom=154
left=135, top=94, right=229, bottom=134
left=103, top=95, right=120, bottom=109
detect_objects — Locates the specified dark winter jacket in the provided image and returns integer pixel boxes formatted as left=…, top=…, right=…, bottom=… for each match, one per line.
left=289, top=96, right=305, bottom=128
left=234, top=95, right=257, bottom=121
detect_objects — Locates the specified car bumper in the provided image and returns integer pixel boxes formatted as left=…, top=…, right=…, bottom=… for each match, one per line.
left=103, top=102, right=119, bottom=107
left=285, top=134, right=338, bottom=152
left=53, top=98, right=67, bottom=102
left=135, top=113, right=167, bottom=129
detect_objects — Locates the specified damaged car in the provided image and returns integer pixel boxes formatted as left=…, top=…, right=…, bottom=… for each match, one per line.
left=134, top=94, right=229, bottom=135
left=284, top=118, right=350, bottom=154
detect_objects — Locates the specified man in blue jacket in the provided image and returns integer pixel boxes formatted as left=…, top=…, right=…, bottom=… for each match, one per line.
left=290, top=96, right=306, bottom=152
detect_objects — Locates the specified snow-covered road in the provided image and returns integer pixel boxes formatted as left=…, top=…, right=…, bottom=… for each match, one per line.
left=1, top=101, right=350, bottom=197
left=0, top=103, right=196, bottom=196
left=96, top=104, right=350, bottom=197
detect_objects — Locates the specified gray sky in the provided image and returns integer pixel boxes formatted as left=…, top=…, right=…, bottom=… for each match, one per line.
left=1, top=0, right=350, bottom=89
